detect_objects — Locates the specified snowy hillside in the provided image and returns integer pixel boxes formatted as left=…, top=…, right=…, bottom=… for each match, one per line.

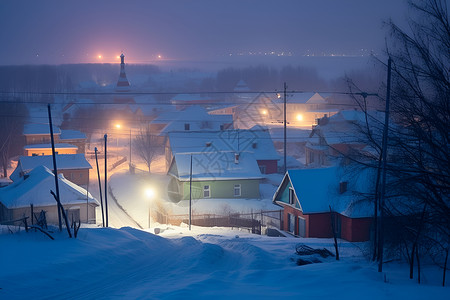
left=0, top=226, right=447, bottom=299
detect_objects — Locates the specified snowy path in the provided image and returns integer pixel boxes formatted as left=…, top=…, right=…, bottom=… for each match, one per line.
left=106, top=185, right=143, bottom=229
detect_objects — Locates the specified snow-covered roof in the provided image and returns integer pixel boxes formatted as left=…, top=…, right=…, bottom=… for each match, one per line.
left=309, top=110, right=385, bottom=145
left=168, top=128, right=280, bottom=161
left=169, top=152, right=263, bottom=181
left=273, top=166, right=375, bottom=218
left=60, top=130, right=86, bottom=140
left=0, top=166, right=99, bottom=209
left=24, top=143, right=78, bottom=150
left=156, top=106, right=233, bottom=134
left=23, top=123, right=61, bottom=135
left=11, top=154, right=92, bottom=181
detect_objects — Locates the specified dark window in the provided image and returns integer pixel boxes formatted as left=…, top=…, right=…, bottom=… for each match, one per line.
left=203, top=185, right=210, bottom=198
left=289, top=187, right=295, bottom=205
left=234, top=184, right=241, bottom=197
left=184, top=123, right=190, bottom=131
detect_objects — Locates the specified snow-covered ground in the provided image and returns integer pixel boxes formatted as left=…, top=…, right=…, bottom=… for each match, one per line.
left=0, top=225, right=447, bottom=299
left=107, top=169, right=282, bottom=229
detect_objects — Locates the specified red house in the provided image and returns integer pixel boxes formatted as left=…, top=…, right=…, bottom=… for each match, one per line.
left=272, top=166, right=374, bottom=242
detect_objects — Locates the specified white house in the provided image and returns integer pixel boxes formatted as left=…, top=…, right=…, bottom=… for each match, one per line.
left=0, top=166, right=99, bottom=224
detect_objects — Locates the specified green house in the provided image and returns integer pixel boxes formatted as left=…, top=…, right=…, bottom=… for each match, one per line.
left=167, top=152, right=263, bottom=202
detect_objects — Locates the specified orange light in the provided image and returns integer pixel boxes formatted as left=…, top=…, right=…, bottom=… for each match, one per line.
left=98, top=55, right=102, bottom=59
left=296, top=114, right=303, bottom=121
left=157, top=55, right=162, bottom=59
left=115, top=124, right=121, bottom=129
left=261, top=109, right=268, bottom=115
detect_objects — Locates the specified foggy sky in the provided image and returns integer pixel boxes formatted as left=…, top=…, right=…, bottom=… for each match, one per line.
left=0, top=0, right=410, bottom=65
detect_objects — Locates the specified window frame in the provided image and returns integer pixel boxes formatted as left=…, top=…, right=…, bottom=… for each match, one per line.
left=233, top=184, right=241, bottom=197
left=288, top=187, right=295, bottom=205
left=203, top=185, right=211, bottom=198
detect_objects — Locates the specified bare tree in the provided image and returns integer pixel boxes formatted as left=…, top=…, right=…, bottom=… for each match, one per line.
left=0, top=100, right=28, bottom=177
left=133, top=125, right=160, bottom=172
left=347, top=0, right=449, bottom=283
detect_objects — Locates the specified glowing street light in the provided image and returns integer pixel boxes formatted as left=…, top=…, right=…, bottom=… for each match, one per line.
left=296, top=114, right=303, bottom=121
left=115, top=123, right=121, bottom=129
left=144, top=187, right=156, bottom=228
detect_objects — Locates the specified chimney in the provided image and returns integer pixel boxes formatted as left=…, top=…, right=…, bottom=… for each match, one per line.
left=206, top=142, right=212, bottom=147
left=234, top=153, right=240, bottom=164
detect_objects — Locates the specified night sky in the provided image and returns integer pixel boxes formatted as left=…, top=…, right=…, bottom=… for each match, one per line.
left=0, top=0, right=409, bottom=65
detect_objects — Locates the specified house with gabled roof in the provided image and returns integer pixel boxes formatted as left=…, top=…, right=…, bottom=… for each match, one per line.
left=23, top=123, right=61, bottom=145
left=271, top=92, right=338, bottom=128
left=149, top=105, right=233, bottom=146
left=11, top=154, right=92, bottom=187
left=166, top=127, right=280, bottom=174
left=305, top=110, right=384, bottom=166
left=167, top=151, right=263, bottom=202
left=272, top=166, right=374, bottom=242
left=0, top=166, right=99, bottom=224
left=23, top=123, right=86, bottom=156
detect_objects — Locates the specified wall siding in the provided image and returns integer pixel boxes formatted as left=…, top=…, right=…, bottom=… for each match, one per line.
left=181, top=179, right=260, bottom=199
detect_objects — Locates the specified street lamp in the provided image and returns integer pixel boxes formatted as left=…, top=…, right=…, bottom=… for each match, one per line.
left=144, top=187, right=156, bottom=228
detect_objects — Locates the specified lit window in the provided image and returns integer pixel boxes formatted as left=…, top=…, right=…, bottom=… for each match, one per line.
left=234, top=184, right=241, bottom=197
left=203, top=185, right=210, bottom=198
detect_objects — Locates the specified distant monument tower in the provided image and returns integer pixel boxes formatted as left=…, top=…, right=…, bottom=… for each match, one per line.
left=114, top=53, right=134, bottom=104
left=116, top=53, right=131, bottom=92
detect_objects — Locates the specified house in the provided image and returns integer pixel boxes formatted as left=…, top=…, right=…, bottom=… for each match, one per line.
left=167, top=151, right=263, bottom=202
left=11, top=154, right=92, bottom=187
left=149, top=105, right=233, bottom=145
left=305, top=110, right=384, bottom=166
left=23, top=123, right=61, bottom=145
left=272, top=166, right=374, bottom=242
left=272, top=92, right=338, bottom=128
left=233, top=92, right=282, bottom=129
left=24, top=143, right=78, bottom=156
left=0, top=166, right=99, bottom=224
left=165, top=128, right=280, bottom=174
left=23, top=123, right=84, bottom=156
left=59, top=130, right=87, bottom=154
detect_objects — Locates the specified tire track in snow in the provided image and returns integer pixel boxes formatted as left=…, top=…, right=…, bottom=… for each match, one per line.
left=107, top=183, right=143, bottom=229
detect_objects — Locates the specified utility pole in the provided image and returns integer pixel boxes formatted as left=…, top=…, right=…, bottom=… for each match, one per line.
left=189, top=154, right=193, bottom=231
left=47, top=104, right=62, bottom=231
left=283, top=82, right=287, bottom=174
left=104, top=134, right=109, bottom=227
left=95, top=147, right=105, bottom=227
left=378, top=57, right=392, bottom=273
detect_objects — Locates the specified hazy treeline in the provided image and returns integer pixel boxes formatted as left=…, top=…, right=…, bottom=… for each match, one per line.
left=0, top=62, right=382, bottom=96
left=0, top=64, right=161, bottom=93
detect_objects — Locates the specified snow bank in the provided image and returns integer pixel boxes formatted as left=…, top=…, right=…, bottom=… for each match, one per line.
left=0, top=226, right=447, bottom=299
